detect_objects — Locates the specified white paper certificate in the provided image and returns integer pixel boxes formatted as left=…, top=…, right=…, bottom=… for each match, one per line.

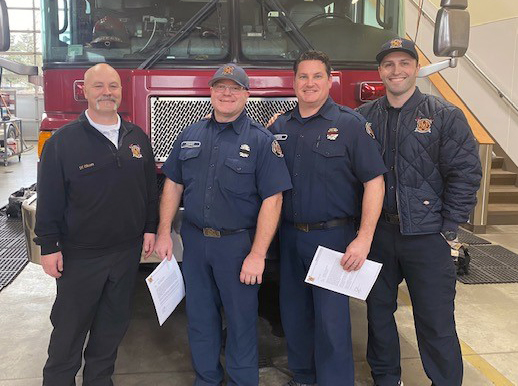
left=145, top=257, right=185, bottom=326
left=305, top=246, right=382, bottom=301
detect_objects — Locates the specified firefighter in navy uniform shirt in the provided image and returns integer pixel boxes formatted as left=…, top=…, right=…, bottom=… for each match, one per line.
left=155, top=63, right=292, bottom=386
left=269, top=51, right=386, bottom=386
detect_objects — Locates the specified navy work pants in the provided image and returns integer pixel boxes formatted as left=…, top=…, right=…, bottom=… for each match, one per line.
left=279, top=221, right=356, bottom=386
left=43, top=244, right=142, bottom=386
left=181, top=221, right=259, bottom=386
left=366, top=220, right=463, bottom=386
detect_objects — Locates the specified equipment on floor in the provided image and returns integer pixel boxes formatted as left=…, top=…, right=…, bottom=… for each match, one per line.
left=5, top=184, right=35, bottom=218
left=454, top=245, right=471, bottom=276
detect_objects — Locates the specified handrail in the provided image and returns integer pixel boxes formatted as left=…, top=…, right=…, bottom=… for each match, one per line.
left=407, top=0, right=518, bottom=117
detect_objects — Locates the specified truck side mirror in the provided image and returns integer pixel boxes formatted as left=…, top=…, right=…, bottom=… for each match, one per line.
left=434, top=0, right=469, bottom=57
left=0, top=0, right=10, bottom=52
left=418, top=0, right=470, bottom=77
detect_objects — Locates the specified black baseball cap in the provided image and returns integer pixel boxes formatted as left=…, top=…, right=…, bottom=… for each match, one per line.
left=208, top=63, right=250, bottom=90
left=376, top=38, right=418, bottom=64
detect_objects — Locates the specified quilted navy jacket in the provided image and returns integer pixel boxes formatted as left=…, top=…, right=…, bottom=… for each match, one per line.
left=357, top=88, right=482, bottom=235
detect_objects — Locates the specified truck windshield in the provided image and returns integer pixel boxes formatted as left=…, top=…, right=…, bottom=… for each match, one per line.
left=42, top=0, right=403, bottom=66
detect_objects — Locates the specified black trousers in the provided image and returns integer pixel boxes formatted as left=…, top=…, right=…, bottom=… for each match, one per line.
left=43, top=244, right=141, bottom=386
left=366, top=220, right=463, bottom=386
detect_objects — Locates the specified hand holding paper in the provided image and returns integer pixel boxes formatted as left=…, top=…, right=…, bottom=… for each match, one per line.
left=305, top=246, right=382, bottom=301
left=146, top=257, right=185, bottom=326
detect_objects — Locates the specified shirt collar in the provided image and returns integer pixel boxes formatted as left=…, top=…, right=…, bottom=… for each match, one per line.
left=288, top=96, right=335, bottom=123
left=209, top=108, right=248, bottom=135
left=84, top=109, right=120, bottom=131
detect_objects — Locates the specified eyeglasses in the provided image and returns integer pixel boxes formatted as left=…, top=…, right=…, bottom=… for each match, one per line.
left=212, top=84, right=246, bottom=94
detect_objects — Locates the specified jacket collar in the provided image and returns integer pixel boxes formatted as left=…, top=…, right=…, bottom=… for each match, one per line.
left=78, top=111, right=133, bottom=135
left=381, top=87, right=424, bottom=112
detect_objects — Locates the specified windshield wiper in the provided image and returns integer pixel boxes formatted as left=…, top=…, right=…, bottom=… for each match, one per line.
left=138, top=0, right=220, bottom=69
left=262, top=0, right=314, bottom=52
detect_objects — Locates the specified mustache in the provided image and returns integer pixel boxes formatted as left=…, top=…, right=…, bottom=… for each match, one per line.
left=96, top=96, right=117, bottom=103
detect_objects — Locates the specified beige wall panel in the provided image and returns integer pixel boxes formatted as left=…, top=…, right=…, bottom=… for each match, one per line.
left=469, top=19, right=518, bottom=98
left=457, top=59, right=510, bottom=151
left=429, top=0, right=518, bottom=26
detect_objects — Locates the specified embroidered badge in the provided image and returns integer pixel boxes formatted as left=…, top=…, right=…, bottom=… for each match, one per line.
left=129, top=144, right=143, bottom=158
left=271, top=140, right=284, bottom=158
left=326, top=127, right=339, bottom=141
left=415, top=118, right=433, bottom=134
left=181, top=141, right=201, bottom=149
left=223, top=65, right=234, bottom=75
left=239, top=144, right=250, bottom=158
left=365, top=122, right=376, bottom=139
left=390, top=38, right=403, bottom=49
left=79, top=163, right=94, bottom=171
left=274, top=133, right=288, bottom=141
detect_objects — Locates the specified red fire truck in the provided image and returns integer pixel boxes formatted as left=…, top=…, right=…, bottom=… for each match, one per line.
left=0, top=0, right=469, bottom=264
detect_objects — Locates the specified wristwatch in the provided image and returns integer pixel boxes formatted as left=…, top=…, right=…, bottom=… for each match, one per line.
left=443, top=230, right=457, bottom=241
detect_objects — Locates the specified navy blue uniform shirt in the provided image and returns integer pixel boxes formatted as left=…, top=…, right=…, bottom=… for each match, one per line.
left=270, top=97, right=387, bottom=223
left=162, top=109, right=292, bottom=230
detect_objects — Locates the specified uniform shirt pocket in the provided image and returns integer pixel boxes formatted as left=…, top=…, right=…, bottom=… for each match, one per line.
left=179, top=147, right=202, bottom=184
left=179, top=147, right=202, bottom=161
left=312, top=140, right=347, bottom=158
left=222, top=157, right=255, bottom=194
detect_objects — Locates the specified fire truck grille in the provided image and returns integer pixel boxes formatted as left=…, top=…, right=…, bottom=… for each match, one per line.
left=150, top=97, right=298, bottom=162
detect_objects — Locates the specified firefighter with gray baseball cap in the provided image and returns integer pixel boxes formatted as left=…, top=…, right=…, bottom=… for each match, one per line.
left=156, top=63, right=291, bottom=385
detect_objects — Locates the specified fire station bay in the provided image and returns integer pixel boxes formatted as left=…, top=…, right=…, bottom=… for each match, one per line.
left=1, top=0, right=518, bottom=385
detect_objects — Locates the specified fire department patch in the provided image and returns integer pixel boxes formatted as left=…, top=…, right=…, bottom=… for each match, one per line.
left=415, top=118, right=433, bottom=134
left=390, top=38, right=403, bottom=48
left=129, top=144, right=143, bottom=158
left=223, top=65, right=234, bottom=75
left=271, top=140, right=284, bottom=158
left=239, top=144, right=250, bottom=158
left=326, top=127, right=339, bottom=140
left=365, top=122, right=375, bottom=139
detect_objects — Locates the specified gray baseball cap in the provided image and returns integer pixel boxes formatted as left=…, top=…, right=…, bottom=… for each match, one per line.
left=208, top=63, right=250, bottom=90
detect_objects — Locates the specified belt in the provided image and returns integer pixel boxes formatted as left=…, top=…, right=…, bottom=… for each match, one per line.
left=201, top=227, right=249, bottom=238
left=292, top=218, right=352, bottom=232
left=381, top=211, right=399, bottom=224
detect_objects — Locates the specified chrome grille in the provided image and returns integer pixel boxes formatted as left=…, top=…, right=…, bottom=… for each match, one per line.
left=150, top=97, right=298, bottom=162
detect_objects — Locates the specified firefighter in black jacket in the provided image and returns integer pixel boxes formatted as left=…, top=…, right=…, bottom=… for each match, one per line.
left=35, top=63, right=158, bottom=386
left=357, top=38, right=482, bottom=386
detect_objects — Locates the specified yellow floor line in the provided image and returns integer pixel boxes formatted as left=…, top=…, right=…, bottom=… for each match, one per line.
left=397, top=288, right=514, bottom=385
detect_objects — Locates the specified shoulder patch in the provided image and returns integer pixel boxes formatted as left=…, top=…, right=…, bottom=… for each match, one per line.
left=365, top=122, right=375, bottom=139
left=271, top=140, right=284, bottom=158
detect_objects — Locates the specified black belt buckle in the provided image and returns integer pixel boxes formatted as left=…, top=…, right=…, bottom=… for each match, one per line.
left=294, top=223, right=309, bottom=232
left=203, top=228, right=221, bottom=238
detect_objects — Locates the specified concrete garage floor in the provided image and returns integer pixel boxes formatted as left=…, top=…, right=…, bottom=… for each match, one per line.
left=1, top=144, right=518, bottom=385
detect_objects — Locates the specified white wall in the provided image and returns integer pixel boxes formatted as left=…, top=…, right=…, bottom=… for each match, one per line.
left=405, top=0, right=518, bottom=166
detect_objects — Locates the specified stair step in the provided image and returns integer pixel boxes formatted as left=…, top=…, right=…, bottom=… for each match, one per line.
left=492, top=156, right=504, bottom=169
left=487, top=203, right=518, bottom=225
left=489, top=186, right=518, bottom=204
left=490, top=169, right=517, bottom=185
